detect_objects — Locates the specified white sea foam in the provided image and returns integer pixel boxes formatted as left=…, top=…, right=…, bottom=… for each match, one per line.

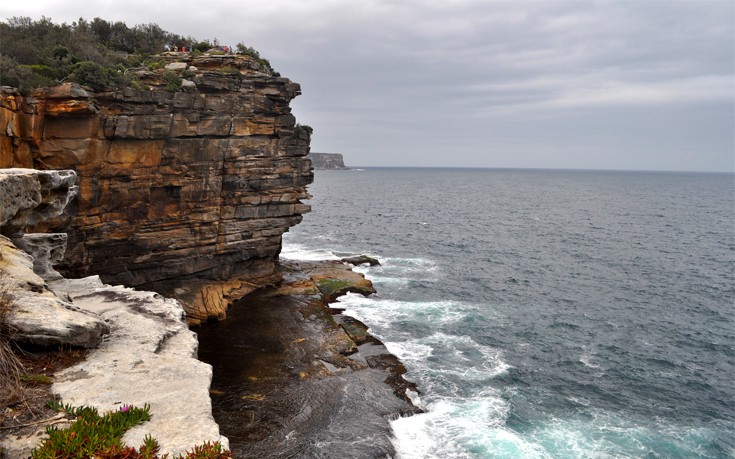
left=279, top=243, right=340, bottom=261
left=391, top=394, right=554, bottom=459
left=382, top=256, right=439, bottom=272
left=335, top=294, right=473, bottom=333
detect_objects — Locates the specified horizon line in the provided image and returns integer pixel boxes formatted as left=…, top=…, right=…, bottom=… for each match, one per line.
left=329, top=165, right=735, bottom=174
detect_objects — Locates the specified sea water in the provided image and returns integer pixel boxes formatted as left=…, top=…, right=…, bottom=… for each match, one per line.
left=282, top=168, right=735, bottom=458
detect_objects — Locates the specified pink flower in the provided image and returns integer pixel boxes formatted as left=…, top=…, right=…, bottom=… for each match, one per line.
left=120, top=404, right=131, bottom=412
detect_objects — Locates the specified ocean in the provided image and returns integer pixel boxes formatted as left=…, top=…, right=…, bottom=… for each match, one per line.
left=280, top=167, right=735, bottom=458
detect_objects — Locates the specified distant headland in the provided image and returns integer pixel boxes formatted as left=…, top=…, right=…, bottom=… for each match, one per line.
left=309, top=152, right=349, bottom=170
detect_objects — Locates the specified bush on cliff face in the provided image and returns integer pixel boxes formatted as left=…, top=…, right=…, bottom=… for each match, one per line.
left=71, top=61, right=126, bottom=92
left=294, top=123, right=314, bottom=139
left=235, top=42, right=274, bottom=73
left=161, top=70, right=183, bottom=93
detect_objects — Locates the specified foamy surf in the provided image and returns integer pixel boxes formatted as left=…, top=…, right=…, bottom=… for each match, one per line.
left=279, top=242, right=340, bottom=261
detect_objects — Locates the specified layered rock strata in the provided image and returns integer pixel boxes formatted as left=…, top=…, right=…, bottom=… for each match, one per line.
left=0, top=53, right=313, bottom=323
left=0, top=167, right=227, bottom=456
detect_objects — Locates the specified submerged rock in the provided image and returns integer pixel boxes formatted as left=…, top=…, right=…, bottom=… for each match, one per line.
left=341, top=254, right=381, bottom=266
left=276, top=260, right=376, bottom=302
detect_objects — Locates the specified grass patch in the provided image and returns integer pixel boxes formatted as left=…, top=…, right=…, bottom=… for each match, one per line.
left=0, top=261, right=25, bottom=410
left=20, top=373, right=53, bottom=385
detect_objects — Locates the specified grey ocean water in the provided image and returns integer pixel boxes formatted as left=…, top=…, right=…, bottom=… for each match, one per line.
left=281, top=168, right=735, bottom=458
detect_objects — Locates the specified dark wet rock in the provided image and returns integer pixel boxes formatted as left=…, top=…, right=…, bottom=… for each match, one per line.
left=196, top=261, right=421, bottom=458
left=341, top=255, right=381, bottom=266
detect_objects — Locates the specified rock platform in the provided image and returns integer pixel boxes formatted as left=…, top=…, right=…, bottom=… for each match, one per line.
left=196, top=260, right=421, bottom=458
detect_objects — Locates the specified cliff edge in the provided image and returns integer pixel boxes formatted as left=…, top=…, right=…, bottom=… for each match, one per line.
left=0, top=53, right=313, bottom=323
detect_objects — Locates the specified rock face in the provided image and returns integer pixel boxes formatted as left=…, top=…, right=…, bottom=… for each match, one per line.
left=0, top=168, right=108, bottom=347
left=309, top=152, right=348, bottom=170
left=0, top=53, right=314, bottom=323
left=12, top=233, right=68, bottom=281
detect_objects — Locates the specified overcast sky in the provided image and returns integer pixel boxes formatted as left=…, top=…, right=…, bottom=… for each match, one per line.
left=2, top=1, right=733, bottom=171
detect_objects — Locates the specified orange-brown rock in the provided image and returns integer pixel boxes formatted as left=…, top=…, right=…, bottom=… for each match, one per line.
left=0, top=54, right=313, bottom=323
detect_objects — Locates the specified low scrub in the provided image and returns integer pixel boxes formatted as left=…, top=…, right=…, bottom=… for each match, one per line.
left=34, top=402, right=233, bottom=459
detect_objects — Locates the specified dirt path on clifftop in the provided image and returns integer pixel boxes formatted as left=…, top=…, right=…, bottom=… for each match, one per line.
left=195, top=262, right=420, bottom=459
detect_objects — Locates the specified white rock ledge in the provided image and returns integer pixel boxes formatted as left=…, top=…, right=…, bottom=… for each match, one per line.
left=49, top=276, right=229, bottom=456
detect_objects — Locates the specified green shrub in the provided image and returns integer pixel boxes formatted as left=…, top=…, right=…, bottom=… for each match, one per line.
left=235, top=42, right=274, bottom=73
left=145, top=60, right=165, bottom=70
left=71, top=61, right=120, bottom=92
left=24, top=64, right=57, bottom=79
left=33, top=402, right=152, bottom=459
left=161, top=70, right=181, bottom=92
left=33, top=402, right=233, bottom=458
left=294, top=123, right=314, bottom=138
left=193, top=41, right=212, bottom=53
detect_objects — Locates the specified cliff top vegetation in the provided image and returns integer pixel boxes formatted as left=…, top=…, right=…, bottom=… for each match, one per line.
left=0, top=16, right=273, bottom=94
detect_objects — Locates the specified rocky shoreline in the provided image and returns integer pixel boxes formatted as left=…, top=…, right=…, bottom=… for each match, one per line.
left=0, top=53, right=417, bottom=458
left=197, top=259, right=421, bottom=458
left=2, top=250, right=419, bottom=458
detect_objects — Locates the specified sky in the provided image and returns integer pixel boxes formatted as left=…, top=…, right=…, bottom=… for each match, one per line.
left=2, top=1, right=733, bottom=171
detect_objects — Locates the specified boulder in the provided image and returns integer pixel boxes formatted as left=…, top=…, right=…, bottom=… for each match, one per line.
left=164, top=62, right=188, bottom=71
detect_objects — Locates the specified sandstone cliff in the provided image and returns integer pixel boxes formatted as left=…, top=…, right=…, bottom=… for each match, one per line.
left=0, top=168, right=227, bottom=457
left=0, top=53, right=314, bottom=323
